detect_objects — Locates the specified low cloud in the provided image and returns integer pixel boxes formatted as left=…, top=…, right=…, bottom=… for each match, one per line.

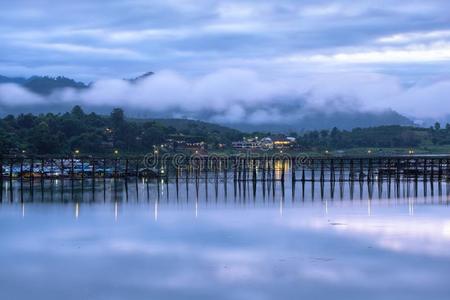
left=1, top=68, right=450, bottom=123
left=0, top=83, right=44, bottom=106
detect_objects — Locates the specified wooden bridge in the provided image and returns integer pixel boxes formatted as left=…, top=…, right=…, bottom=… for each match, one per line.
left=2, top=154, right=450, bottom=203
left=2, top=154, right=450, bottom=183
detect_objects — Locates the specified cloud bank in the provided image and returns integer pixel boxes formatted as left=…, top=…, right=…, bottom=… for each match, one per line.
left=1, top=0, right=450, bottom=124
left=1, top=69, right=450, bottom=123
left=2, top=0, right=450, bottom=81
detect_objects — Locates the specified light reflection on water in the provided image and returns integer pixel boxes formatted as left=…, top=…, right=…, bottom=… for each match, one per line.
left=1, top=178, right=450, bottom=300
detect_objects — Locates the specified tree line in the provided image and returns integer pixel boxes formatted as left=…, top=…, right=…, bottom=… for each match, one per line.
left=0, top=106, right=242, bottom=155
left=291, top=123, right=450, bottom=150
left=2, top=106, right=450, bottom=155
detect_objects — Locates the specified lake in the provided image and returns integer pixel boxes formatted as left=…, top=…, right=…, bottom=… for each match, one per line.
left=1, top=178, right=450, bottom=299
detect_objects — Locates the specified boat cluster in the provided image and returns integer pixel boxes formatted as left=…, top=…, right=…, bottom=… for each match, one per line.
left=1, top=159, right=160, bottom=179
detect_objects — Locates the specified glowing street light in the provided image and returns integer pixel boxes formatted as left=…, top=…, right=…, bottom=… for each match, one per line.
left=367, top=149, right=372, bottom=154
left=74, top=149, right=80, bottom=155
left=114, top=150, right=119, bottom=155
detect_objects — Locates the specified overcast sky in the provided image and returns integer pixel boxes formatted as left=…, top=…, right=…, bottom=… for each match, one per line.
left=1, top=0, right=450, bottom=81
left=1, top=0, right=450, bottom=120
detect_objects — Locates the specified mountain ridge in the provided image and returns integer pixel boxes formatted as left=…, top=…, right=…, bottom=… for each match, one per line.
left=0, top=73, right=417, bottom=131
left=0, top=75, right=88, bottom=95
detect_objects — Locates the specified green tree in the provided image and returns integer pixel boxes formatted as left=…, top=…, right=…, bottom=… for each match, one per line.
left=71, top=105, right=85, bottom=118
left=434, top=122, right=441, bottom=131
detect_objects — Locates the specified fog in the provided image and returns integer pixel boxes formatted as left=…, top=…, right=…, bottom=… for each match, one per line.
left=1, top=69, right=449, bottom=124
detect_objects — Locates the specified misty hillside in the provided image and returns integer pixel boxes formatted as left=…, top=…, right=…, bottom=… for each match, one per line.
left=0, top=72, right=152, bottom=95
left=130, top=117, right=243, bottom=141
left=0, top=73, right=416, bottom=131
left=0, top=75, right=88, bottom=95
left=151, top=118, right=241, bottom=136
left=126, top=72, right=154, bottom=83
left=0, top=75, right=27, bottom=85
left=226, top=110, right=414, bottom=132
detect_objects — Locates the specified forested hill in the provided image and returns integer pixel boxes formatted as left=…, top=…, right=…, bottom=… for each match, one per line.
left=0, top=106, right=243, bottom=155
left=227, top=110, right=414, bottom=132
left=0, top=75, right=88, bottom=95
left=145, top=118, right=242, bottom=139
left=0, top=73, right=416, bottom=130
left=1, top=106, right=450, bottom=155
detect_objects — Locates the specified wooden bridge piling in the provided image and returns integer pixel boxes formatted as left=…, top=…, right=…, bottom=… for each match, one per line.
left=3, top=155, right=450, bottom=196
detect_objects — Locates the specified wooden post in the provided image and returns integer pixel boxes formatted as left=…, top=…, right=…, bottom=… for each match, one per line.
left=349, top=159, right=354, bottom=181
left=242, top=157, right=247, bottom=182
left=292, top=156, right=296, bottom=183
left=430, top=159, right=434, bottom=181
left=224, top=158, right=228, bottom=197
left=9, top=159, right=13, bottom=183
left=377, top=158, right=382, bottom=182
left=92, top=158, right=96, bottom=180
left=81, top=158, right=85, bottom=180
left=368, top=158, right=373, bottom=181
left=204, top=156, right=208, bottom=182
left=423, top=159, right=428, bottom=182
left=92, top=158, right=96, bottom=194
left=30, top=157, right=34, bottom=190
left=40, top=159, right=45, bottom=194
left=359, top=158, right=364, bottom=182
left=71, top=157, right=74, bottom=179
left=262, top=157, right=266, bottom=182
left=30, top=157, right=34, bottom=182
left=135, top=158, right=139, bottom=178
left=233, top=157, right=237, bottom=182
left=60, top=158, right=64, bottom=179
left=438, top=159, right=443, bottom=181
left=301, top=164, right=305, bottom=183
left=272, top=157, right=275, bottom=181
left=252, top=158, right=257, bottom=182
left=0, top=157, right=3, bottom=202
left=446, top=158, right=450, bottom=181
left=415, top=158, right=419, bottom=182
left=396, top=159, right=400, bottom=182
left=320, top=159, right=324, bottom=182
left=330, top=159, right=335, bottom=182
left=20, top=159, right=24, bottom=183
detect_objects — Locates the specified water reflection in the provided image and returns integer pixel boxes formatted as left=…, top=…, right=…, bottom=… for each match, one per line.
left=1, top=177, right=450, bottom=300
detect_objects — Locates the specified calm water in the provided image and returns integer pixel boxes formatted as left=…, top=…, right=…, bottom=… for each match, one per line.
left=1, top=177, right=450, bottom=299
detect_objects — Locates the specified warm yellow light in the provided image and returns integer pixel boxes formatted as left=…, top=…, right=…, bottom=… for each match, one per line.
left=274, top=141, right=290, bottom=145
left=75, top=149, right=80, bottom=154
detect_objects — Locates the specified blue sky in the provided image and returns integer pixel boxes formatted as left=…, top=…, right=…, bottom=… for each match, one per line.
left=1, top=0, right=450, bottom=120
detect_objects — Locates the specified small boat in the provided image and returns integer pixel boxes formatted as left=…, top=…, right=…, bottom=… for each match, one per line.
left=138, top=168, right=160, bottom=178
